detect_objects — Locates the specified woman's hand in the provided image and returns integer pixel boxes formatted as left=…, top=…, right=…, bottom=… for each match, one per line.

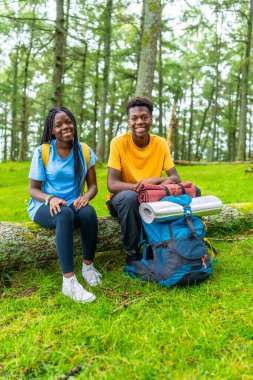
left=49, top=197, right=67, bottom=216
left=73, top=195, right=90, bottom=210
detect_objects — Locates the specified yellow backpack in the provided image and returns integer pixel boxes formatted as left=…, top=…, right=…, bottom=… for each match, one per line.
left=41, top=142, right=90, bottom=194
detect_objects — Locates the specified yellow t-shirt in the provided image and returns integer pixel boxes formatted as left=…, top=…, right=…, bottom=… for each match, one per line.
left=107, top=131, right=174, bottom=184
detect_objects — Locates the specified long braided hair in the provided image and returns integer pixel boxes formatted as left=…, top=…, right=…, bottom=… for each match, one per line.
left=41, top=107, right=84, bottom=195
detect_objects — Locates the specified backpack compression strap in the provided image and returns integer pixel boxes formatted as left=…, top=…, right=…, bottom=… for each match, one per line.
left=41, top=142, right=90, bottom=194
left=81, top=142, right=90, bottom=170
left=80, top=142, right=90, bottom=194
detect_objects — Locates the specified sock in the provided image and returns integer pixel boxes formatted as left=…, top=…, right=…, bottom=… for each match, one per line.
left=63, top=274, right=75, bottom=282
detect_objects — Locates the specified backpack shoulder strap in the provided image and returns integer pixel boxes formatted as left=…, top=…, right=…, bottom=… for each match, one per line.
left=80, top=142, right=91, bottom=195
left=81, top=142, right=90, bottom=169
left=41, top=143, right=50, bottom=168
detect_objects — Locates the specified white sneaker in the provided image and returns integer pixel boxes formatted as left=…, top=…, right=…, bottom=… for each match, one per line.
left=62, top=275, right=96, bottom=303
left=82, top=263, right=102, bottom=286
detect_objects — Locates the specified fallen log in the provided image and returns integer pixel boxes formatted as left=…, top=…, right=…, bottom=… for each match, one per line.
left=0, top=203, right=252, bottom=270
left=174, top=160, right=251, bottom=166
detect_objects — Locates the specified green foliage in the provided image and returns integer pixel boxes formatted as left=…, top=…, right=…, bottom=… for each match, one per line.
left=0, top=162, right=252, bottom=222
left=0, top=238, right=252, bottom=379
left=1, top=0, right=253, bottom=162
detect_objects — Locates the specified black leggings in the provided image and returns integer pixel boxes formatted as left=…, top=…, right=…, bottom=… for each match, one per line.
left=34, top=204, right=98, bottom=274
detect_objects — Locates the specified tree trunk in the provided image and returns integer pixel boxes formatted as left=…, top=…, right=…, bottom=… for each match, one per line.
left=158, top=28, right=163, bottom=136
left=61, top=0, right=70, bottom=99
left=78, top=42, right=88, bottom=138
left=232, top=75, right=241, bottom=161
left=106, top=79, right=116, bottom=160
left=195, top=82, right=215, bottom=161
left=201, top=115, right=213, bottom=159
left=2, top=106, right=8, bottom=161
left=0, top=204, right=252, bottom=269
left=10, top=46, right=19, bottom=161
left=92, top=40, right=101, bottom=152
left=236, top=0, right=253, bottom=161
left=248, top=117, right=252, bottom=160
left=187, top=76, right=194, bottom=162
left=135, top=0, right=161, bottom=97
left=52, top=0, right=66, bottom=108
left=210, top=12, right=222, bottom=162
left=96, top=0, right=113, bottom=162
left=167, top=103, right=177, bottom=154
left=137, top=0, right=145, bottom=72
left=19, top=11, right=35, bottom=161
left=181, top=107, right=187, bottom=160
left=227, top=76, right=240, bottom=163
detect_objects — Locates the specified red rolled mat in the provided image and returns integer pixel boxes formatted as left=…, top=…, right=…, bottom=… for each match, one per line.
left=137, top=181, right=196, bottom=203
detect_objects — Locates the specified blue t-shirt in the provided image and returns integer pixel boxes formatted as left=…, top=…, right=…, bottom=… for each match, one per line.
left=27, top=140, right=97, bottom=220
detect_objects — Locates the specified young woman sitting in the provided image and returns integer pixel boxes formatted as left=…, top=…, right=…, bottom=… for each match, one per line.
left=28, top=107, right=101, bottom=303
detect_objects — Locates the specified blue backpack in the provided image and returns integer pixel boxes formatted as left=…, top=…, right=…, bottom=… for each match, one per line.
left=124, top=195, right=217, bottom=286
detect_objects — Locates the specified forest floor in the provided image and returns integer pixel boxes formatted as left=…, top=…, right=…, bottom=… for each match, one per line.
left=0, top=162, right=252, bottom=379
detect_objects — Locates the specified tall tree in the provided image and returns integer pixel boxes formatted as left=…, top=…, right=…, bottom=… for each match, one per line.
left=10, top=46, right=20, bottom=161
left=158, top=28, right=163, bottom=136
left=92, top=40, right=101, bottom=152
left=77, top=41, right=88, bottom=138
left=19, top=10, right=36, bottom=161
left=135, top=0, right=161, bottom=97
left=236, top=0, right=253, bottom=161
left=187, top=76, right=194, bottom=162
left=96, top=0, right=113, bottom=162
left=210, top=10, right=222, bottom=162
left=52, top=0, right=66, bottom=107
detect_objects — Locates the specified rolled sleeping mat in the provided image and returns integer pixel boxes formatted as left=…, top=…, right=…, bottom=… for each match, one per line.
left=139, top=195, right=222, bottom=224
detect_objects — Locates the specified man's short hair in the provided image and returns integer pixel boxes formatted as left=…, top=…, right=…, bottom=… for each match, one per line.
left=125, top=96, right=153, bottom=116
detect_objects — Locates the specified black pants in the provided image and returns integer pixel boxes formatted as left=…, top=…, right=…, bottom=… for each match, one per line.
left=108, top=187, right=202, bottom=253
left=108, top=190, right=141, bottom=252
left=34, top=204, right=98, bottom=274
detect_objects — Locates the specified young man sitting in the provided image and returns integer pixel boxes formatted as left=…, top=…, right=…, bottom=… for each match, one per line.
left=107, top=96, right=181, bottom=264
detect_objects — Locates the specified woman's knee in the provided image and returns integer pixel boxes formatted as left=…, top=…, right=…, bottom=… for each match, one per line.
left=77, top=205, right=98, bottom=222
left=56, top=205, right=74, bottom=224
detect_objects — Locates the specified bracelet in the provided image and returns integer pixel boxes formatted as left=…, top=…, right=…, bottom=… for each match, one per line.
left=45, top=195, right=55, bottom=206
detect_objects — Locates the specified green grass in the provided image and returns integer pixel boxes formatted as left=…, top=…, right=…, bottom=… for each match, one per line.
left=0, top=161, right=252, bottom=378
left=0, top=161, right=252, bottom=222
left=0, top=239, right=252, bottom=379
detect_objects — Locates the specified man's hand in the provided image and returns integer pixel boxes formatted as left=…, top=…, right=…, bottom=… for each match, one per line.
left=49, top=197, right=67, bottom=216
left=134, top=177, right=161, bottom=192
left=73, top=195, right=90, bottom=210
left=160, top=178, right=177, bottom=185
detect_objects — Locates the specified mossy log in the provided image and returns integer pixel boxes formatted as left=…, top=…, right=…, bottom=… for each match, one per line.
left=0, top=203, right=252, bottom=270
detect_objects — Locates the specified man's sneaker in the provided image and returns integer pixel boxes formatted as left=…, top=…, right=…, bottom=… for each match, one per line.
left=62, top=275, right=96, bottom=303
left=82, top=263, right=102, bottom=286
left=126, top=250, right=142, bottom=265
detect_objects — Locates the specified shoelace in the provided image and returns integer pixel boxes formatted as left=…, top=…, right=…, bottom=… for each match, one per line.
left=87, top=268, right=101, bottom=281
left=71, top=279, right=87, bottom=296
left=86, top=265, right=101, bottom=277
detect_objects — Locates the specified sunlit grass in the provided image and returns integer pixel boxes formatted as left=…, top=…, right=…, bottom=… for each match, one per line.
left=0, top=161, right=252, bottom=378
left=0, top=239, right=252, bottom=379
left=0, top=161, right=252, bottom=222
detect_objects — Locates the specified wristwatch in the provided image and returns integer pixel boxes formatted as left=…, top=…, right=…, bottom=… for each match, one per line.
left=45, top=195, right=54, bottom=206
